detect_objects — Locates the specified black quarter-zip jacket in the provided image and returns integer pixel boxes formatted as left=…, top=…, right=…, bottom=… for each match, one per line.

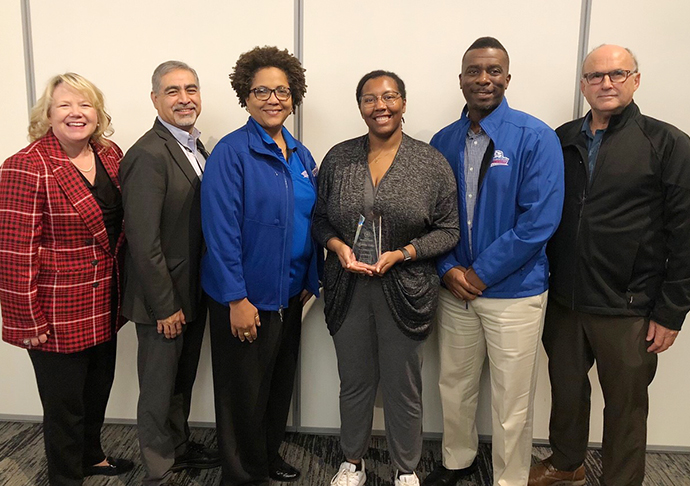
left=547, top=101, right=690, bottom=330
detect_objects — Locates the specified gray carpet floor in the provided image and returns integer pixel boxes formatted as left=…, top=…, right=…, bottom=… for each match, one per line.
left=1, top=422, right=688, bottom=485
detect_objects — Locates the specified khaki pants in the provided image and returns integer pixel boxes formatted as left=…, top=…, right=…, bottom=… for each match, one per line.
left=436, top=288, right=547, bottom=486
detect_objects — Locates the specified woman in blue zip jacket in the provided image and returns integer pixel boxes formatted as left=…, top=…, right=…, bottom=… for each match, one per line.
left=200, top=46, right=321, bottom=486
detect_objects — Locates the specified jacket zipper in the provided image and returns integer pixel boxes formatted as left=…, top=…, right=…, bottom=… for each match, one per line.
left=471, top=166, right=487, bottom=262
left=279, top=160, right=290, bottom=310
left=572, top=146, right=589, bottom=309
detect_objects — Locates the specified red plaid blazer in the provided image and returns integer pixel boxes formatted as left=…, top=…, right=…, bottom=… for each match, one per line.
left=0, top=131, right=126, bottom=353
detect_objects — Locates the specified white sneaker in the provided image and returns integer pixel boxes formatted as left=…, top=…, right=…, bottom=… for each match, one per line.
left=330, top=460, right=366, bottom=486
left=395, top=471, right=420, bottom=486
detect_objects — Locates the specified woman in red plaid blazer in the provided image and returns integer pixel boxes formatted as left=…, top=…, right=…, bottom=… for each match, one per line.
left=0, top=73, right=133, bottom=485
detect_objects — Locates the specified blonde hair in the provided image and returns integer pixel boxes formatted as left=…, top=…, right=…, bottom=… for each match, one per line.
left=29, top=73, right=113, bottom=146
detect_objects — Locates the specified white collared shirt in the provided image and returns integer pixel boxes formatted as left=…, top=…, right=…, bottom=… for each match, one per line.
left=157, top=116, right=206, bottom=179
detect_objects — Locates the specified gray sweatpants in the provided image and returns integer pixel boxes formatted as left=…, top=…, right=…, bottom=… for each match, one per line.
left=333, top=277, right=424, bottom=473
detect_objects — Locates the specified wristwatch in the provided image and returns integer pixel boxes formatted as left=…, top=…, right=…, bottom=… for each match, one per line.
left=398, top=247, right=412, bottom=262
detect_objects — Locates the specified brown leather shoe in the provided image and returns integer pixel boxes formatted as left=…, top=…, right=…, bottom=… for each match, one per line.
left=528, top=457, right=585, bottom=486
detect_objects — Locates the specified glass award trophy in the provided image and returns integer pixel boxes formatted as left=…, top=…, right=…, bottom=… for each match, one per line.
left=352, top=212, right=382, bottom=265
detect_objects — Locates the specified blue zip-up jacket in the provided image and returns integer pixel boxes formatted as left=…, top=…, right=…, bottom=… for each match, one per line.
left=200, top=118, right=321, bottom=309
left=431, top=98, right=564, bottom=298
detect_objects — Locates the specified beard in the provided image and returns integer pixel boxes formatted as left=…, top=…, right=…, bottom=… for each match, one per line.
left=173, top=111, right=197, bottom=128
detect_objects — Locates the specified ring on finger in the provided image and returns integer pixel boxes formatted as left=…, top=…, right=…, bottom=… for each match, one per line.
left=243, top=331, right=251, bottom=337
left=23, top=339, right=31, bottom=346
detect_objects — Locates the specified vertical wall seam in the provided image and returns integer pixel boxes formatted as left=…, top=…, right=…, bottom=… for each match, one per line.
left=574, top=0, right=593, bottom=119
left=21, top=0, right=36, bottom=117
left=292, top=0, right=304, bottom=430
left=294, top=0, right=304, bottom=142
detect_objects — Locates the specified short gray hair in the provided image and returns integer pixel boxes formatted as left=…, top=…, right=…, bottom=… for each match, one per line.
left=151, top=60, right=199, bottom=93
left=582, top=44, right=639, bottom=74
left=624, top=47, right=639, bottom=72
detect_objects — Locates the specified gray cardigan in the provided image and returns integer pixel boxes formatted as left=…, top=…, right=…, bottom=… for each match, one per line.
left=312, top=133, right=459, bottom=339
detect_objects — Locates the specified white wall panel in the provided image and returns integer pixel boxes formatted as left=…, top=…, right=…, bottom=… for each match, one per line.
left=0, top=0, right=294, bottom=423
left=0, top=0, right=42, bottom=416
left=588, top=1, right=690, bottom=132
left=299, top=0, right=582, bottom=436
left=0, top=1, right=30, bottom=161
left=29, top=0, right=295, bottom=153
left=301, top=0, right=582, bottom=164
left=583, top=0, right=690, bottom=449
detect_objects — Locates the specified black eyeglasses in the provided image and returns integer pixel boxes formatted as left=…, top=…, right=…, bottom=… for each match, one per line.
left=582, top=69, right=638, bottom=85
left=250, top=86, right=292, bottom=101
left=359, top=91, right=402, bottom=107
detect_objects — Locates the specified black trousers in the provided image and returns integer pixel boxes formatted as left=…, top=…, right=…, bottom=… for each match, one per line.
left=209, top=294, right=303, bottom=486
left=136, top=309, right=207, bottom=486
left=542, top=298, right=658, bottom=486
left=28, top=338, right=117, bottom=486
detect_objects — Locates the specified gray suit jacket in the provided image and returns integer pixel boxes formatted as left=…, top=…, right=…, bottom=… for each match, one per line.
left=120, top=119, right=207, bottom=324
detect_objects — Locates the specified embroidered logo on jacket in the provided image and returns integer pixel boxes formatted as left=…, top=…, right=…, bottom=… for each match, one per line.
left=490, top=150, right=510, bottom=167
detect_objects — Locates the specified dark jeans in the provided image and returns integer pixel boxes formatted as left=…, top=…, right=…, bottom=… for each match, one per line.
left=29, top=338, right=117, bottom=486
left=542, top=298, right=658, bottom=486
left=209, top=294, right=303, bottom=486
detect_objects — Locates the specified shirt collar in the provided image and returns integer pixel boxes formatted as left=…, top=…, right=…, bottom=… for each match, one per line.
left=460, top=97, right=509, bottom=140
left=466, top=126, right=487, bottom=139
left=249, top=117, right=297, bottom=152
left=581, top=113, right=605, bottom=140
left=157, top=115, right=201, bottom=152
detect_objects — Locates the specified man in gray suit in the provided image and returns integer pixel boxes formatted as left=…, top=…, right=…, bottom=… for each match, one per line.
left=120, top=60, right=219, bottom=486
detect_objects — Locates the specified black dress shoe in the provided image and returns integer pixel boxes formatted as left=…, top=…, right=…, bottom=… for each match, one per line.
left=423, top=459, right=478, bottom=486
left=84, top=456, right=134, bottom=477
left=171, top=441, right=221, bottom=471
left=269, top=457, right=301, bottom=482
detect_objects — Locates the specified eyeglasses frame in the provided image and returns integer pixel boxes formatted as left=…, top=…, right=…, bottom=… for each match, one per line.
left=359, top=91, right=403, bottom=107
left=249, top=86, right=292, bottom=101
left=581, top=69, right=638, bottom=85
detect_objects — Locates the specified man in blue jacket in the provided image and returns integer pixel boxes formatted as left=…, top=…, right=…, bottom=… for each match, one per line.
left=424, top=37, right=564, bottom=486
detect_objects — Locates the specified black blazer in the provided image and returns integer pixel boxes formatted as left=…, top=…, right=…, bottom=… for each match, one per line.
left=120, top=119, right=208, bottom=324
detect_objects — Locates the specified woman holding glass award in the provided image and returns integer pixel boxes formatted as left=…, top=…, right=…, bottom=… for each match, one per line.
left=312, top=70, right=459, bottom=486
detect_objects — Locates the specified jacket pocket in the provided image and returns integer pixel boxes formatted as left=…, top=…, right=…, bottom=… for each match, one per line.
left=166, top=257, right=186, bottom=273
left=389, top=262, right=440, bottom=324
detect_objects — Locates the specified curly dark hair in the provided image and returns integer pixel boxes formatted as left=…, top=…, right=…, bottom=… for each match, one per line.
left=230, top=46, right=307, bottom=108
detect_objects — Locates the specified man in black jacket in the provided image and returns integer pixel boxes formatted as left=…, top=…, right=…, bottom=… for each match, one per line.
left=529, top=45, right=690, bottom=486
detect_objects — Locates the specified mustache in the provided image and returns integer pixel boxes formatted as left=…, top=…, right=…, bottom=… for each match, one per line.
left=173, top=103, right=197, bottom=111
